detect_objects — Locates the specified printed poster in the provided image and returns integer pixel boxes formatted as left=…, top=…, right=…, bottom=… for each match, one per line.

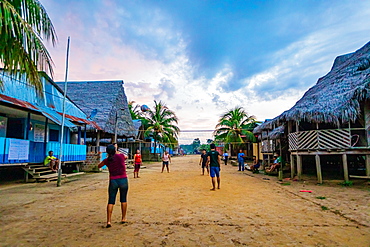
left=33, top=124, right=45, bottom=142
left=8, top=139, right=29, bottom=160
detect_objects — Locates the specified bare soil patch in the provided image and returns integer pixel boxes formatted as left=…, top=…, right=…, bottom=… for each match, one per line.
left=0, top=155, right=369, bottom=246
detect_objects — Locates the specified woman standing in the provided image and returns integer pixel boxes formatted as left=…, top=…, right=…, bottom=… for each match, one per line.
left=161, top=151, right=171, bottom=173
left=133, top=149, right=142, bottom=178
left=98, top=144, right=129, bottom=228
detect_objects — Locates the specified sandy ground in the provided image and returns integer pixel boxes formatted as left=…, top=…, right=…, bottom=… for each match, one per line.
left=0, top=155, right=369, bottom=247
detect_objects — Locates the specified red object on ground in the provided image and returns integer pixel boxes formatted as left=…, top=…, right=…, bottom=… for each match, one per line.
left=300, top=190, right=312, bottom=193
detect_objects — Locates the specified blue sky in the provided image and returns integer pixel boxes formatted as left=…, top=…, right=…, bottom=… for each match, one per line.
left=42, top=0, right=370, bottom=142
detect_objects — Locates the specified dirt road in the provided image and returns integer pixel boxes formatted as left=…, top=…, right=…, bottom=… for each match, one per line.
left=0, top=156, right=369, bottom=246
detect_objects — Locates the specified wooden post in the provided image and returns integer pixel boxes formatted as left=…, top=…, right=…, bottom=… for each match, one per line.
left=297, top=155, right=302, bottom=180
left=83, top=124, right=87, bottom=144
left=77, top=126, right=81, bottom=145
left=342, top=153, right=349, bottom=182
left=315, top=154, right=322, bottom=184
left=24, top=170, right=28, bottom=183
left=43, top=118, right=48, bottom=155
left=290, top=154, right=295, bottom=179
left=96, top=131, right=100, bottom=147
left=278, top=138, right=283, bottom=181
left=366, top=155, right=370, bottom=177
left=26, top=112, right=31, bottom=140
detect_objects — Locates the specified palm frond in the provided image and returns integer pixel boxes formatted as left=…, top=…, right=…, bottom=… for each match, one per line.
left=0, top=0, right=57, bottom=95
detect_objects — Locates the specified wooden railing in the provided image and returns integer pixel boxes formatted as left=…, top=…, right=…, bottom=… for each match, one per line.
left=288, top=129, right=356, bottom=151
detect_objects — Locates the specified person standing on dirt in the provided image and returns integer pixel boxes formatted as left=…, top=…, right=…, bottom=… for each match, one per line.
left=223, top=151, right=229, bottom=165
left=237, top=149, right=245, bottom=171
left=98, top=144, right=129, bottom=228
left=199, top=149, right=209, bottom=175
left=207, top=143, right=221, bottom=191
left=161, top=151, right=171, bottom=173
left=133, top=149, right=142, bottom=178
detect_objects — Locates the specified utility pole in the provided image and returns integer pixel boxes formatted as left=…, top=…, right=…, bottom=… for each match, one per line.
left=57, top=36, right=70, bottom=187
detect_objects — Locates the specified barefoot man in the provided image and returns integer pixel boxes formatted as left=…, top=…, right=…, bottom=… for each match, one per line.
left=199, top=149, right=209, bottom=175
left=207, top=143, right=221, bottom=191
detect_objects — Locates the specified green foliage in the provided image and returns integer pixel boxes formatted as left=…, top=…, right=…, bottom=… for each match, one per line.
left=0, top=0, right=57, bottom=95
left=281, top=182, right=291, bottom=186
left=143, top=100, right=180, bottom=150
left=128, top=101, right=141, bottom=120
left=316, top=196, right=326, bottom=200
left=338, top=181, right=353, bottom=187
left=321, top=206, right=329, bottom=210
left=199, top=144, right=210, bottom=152
left=214, top=107, right=258, bottom=155
left=192, top=138, right=201, bottom=151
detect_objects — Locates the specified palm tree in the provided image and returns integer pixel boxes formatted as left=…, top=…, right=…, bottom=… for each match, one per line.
left=0, top=0, right=57, bottom=94
left=128, top=101, right=141, bottom=120
left=214, top=107, right=257, bottom=156
left=144, top=101, right=180, bottom=157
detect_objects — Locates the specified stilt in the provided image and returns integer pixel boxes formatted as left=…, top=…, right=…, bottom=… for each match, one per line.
left=366, top=155, right=370, bottom=177
left=24, top=170, right=28, bottom=183
left=96, top=131, right=100, bottom=147
left=290, top=154, right=295, bottom=179
left=297, top=155, right=302, bottom=180
left=315, top=154, right=322, bottom=184
left=342, top=153, right=349, bottom=182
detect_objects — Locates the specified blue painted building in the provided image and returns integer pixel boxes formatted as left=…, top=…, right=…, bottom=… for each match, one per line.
left=0, top=71, right=101, bottom=166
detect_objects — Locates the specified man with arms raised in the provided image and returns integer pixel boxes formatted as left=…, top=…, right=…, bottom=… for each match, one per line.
left=207, top=143, right=221, bottom=191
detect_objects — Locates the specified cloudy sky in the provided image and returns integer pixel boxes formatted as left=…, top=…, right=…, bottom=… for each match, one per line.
left=43, top=0, right=370, bottom=141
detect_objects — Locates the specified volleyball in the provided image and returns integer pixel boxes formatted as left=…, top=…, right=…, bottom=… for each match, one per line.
left=141, top=105, right=150, bottom=112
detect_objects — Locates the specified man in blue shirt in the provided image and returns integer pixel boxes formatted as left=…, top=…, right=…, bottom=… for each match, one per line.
left=207, top=143, right=221, bottom=191
left=237, top=149, right=245, bottom=171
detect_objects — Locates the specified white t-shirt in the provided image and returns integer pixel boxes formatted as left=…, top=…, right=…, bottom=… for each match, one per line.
left=163, top=154, right=170, bottom=162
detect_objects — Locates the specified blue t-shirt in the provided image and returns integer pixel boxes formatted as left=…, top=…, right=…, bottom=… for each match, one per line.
left=237, top=153, right=245, bottom=161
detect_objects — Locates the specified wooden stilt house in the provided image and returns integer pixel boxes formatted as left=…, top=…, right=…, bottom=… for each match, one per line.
left=255, top=41, right=370, bottom=183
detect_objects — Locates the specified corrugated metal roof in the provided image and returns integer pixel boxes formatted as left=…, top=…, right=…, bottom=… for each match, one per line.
left=58, top=112, right=102, bottom=130
left=0, top=94, right=38, bottom=111
left=37, top=105, right=76, bottom=128
left=0, top=94, right=76, bottom=127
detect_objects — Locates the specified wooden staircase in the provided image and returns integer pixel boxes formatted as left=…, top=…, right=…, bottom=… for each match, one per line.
left=23, top=163, right=65, bottom=182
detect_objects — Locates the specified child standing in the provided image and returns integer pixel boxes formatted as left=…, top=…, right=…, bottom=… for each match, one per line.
left=133, top=150, right=142, bottom=178
left=161, top=151, right=171, bottom=173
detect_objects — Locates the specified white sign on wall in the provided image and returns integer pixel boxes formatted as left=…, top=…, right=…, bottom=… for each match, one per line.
left=8, top=139, right=29, bottom=160
left=33, top=124, right=45, bottom=142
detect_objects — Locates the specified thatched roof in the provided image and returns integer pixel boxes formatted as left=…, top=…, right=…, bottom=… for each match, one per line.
left=268, top=125, right=285, bottom=139
left=253, top=120, right=272, bottom=134
left=56, top=80, right=135, bottom=137
left=265, top=41, right=370, bottom=128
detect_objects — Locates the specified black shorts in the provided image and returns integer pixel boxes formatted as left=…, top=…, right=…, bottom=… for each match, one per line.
left=108, top=178, right=128, bottom=204
left=163, top=161, right=169, bottom=165
left=202, top=163, right=207, bottom=168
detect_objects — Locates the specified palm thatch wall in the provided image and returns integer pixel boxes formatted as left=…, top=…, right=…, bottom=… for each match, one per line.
left=257, top=41, right=370, bottom=130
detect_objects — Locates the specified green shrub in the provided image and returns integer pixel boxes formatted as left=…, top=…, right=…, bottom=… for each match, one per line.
left=338, top=181, right=353, bottom=187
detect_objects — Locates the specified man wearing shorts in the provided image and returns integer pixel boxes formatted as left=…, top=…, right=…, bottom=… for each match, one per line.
left=199, top=149, right=209, bottom=175
left=207, top=143, right=221, bottom=191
